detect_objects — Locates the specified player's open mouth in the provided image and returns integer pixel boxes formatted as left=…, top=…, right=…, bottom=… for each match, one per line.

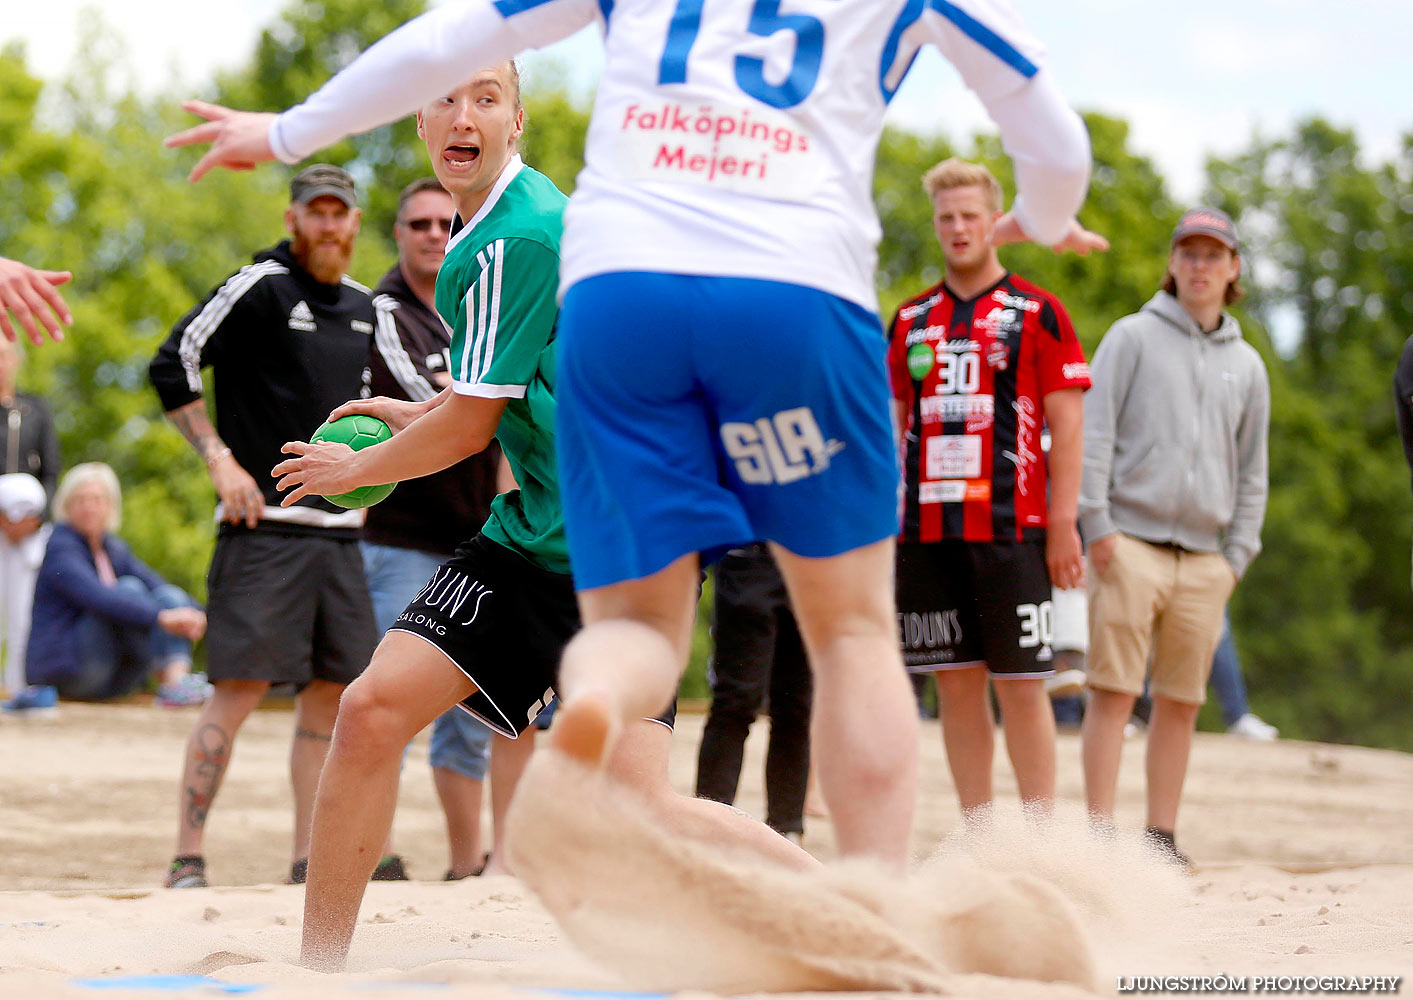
left=444, top=144, right=481, bottom=169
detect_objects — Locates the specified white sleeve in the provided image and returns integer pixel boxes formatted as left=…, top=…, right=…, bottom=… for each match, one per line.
left=916, top=0, right=1091, bottom=246
left=269, top=0, right=600, bottom=164
left=918, top=0, right=1048, bottom=103
left=984, top=71, right=1091, bottom=246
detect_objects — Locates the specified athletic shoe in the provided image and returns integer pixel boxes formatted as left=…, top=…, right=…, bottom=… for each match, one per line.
left=1045, top=668, right=1087, bottom=700
left=288, top=858, right=308, bottom=885
left=166, top=855, right=208, bottom=888
left=371, top=855, right=410, bottom=881
left=1227, top=713, right=1278, bottom=741
left=1123, top=719, right=1147, bottom=740
left=156, top=673, right=212, bottom=708
left=1, top=685, right=58, bottom=719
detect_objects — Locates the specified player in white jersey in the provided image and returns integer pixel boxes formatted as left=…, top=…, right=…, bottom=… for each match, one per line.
left=170, top=0, right=1102, bottom=867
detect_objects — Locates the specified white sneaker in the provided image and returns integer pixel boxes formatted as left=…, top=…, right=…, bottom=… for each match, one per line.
left=1227, top=713, right=1278, bottom=741
left=1045, top=668, right=1087, bottom=699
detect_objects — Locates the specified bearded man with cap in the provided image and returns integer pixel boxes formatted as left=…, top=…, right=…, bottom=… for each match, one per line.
left=1077, top=207, right=1270, bottom=868
left=149, top=163, right=378, bottom=888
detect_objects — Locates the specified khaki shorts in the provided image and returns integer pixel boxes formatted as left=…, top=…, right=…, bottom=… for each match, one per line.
left=1086, top=534, right=1235, bottom=704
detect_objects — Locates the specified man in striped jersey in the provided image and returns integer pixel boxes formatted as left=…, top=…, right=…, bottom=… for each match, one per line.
left=148, top=164, right=379, bottom=889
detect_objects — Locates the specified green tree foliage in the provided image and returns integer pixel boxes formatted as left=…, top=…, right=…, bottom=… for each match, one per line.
left=1207, top=120, right=1413, bottom=749
left=214, top=0, right=429, bottom=267
left=3, top=35, right=288, bottom=602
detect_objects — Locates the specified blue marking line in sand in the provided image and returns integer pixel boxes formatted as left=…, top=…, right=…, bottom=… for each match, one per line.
left=70, top=975, right=265, bottom=993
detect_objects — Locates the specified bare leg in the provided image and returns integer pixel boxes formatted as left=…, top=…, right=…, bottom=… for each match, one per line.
left=433, top=765, right=485, bottom=879
left=804, top=759, right=829, bottom=818
left=1080, top=687, right=1136, bottom=822
left=607, top=718, right=816, bottom=871
left=483, top=728, right=535, bottom=877
left=174, top=680, right=268, bottom=857
left=291, top=679, right=344, bottom=864
left=1144, top=694, right=1200, bottom=831
left=554, top=554, right=700, bottom=764
left=301, top=632, right=473, bottom=972
left=934, top=666, right=995, bottom=812
left=770, top=539, right=917, bottom=865
left=548, top=554, right=812, bottom=872
left=992, top=676, right=1056, bottom=810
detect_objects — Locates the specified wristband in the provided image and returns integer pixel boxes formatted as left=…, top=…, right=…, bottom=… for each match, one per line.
left=205, top=446, right=232, bottom=469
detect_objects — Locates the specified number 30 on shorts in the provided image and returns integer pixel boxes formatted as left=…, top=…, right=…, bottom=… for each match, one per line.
left=1016, top=601, right=1053, bottom=649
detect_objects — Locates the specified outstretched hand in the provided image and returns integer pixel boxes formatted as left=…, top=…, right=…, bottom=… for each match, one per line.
left=1048, top=219, right=1111, bottom=255
left=992, top=213, right=1110, bottom=256
left=272, top=440, right=359, bottom=507
left=0, top=257, right=73, bottom=345
left=165, top=100, right=278, bottom=182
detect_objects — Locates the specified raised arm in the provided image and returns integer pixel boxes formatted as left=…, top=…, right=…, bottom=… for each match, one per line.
left=914, top=0, right=1095, bottom=248
left=166, top=0, right=597, bottom=181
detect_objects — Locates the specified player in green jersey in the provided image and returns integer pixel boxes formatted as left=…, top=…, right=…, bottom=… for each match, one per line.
left=272, top=63, right=811, bottom=973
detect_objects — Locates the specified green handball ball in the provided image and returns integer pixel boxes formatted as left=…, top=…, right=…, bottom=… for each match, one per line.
left=308, top=414, right=397, bottom=509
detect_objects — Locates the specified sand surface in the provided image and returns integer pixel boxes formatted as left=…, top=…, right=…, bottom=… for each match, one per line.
left=1, top=702, right=1410, bottom=998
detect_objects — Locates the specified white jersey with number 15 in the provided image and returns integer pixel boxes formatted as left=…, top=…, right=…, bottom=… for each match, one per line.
left=271, top=0, right=1091, bottom=311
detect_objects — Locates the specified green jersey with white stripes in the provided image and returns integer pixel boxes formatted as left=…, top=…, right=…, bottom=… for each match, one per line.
left=438, top=156, right=569, bottom=573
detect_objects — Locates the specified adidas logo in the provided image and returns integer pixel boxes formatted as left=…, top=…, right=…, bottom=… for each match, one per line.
left=288, top=300, right=316, bottom=332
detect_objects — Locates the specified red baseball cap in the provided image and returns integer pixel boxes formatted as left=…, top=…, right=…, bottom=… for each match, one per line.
left=1171, top=207, right=1238, bottom=251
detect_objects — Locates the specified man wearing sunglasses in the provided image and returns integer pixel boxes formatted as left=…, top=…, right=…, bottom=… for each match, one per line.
left=362, top=177, right=508, bottom=881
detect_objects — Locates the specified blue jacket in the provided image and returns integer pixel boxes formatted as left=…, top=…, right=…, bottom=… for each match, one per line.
left=25, top=524, right=171, bottom=684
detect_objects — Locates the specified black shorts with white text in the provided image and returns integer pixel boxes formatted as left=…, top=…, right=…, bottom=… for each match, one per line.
left=895, top=538, right=1055, bottom=677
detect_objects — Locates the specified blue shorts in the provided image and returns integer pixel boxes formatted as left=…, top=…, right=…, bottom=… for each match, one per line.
left=557, top=273, right=899, bottom=589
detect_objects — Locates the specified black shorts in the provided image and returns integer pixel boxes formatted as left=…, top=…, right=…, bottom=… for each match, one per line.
left=206, top=531, right=377, bottom=686
left=389, top=534, right=676, bottom=738
left=895, top=539, right=1055, bottom=678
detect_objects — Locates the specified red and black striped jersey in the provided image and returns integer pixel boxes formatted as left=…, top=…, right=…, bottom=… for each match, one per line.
left=887, top=272, right=1090, bottom=543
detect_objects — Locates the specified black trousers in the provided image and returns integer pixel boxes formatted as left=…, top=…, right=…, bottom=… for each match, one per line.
left=695, top=545, right=812, bottom=835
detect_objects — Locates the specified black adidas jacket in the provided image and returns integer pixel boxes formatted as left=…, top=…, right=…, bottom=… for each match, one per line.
left=149, top=240, right=374, bottom=537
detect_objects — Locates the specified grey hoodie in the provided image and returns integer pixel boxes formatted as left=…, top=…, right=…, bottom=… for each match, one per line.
left=1079, top=291, right=1269, bottom=578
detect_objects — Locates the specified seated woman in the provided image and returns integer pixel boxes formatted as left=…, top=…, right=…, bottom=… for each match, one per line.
left=24, top=462, right=209, bottom=706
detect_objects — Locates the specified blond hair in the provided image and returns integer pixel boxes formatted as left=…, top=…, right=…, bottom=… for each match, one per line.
left=921, top=158, right=1003, bottom=212
left=53, top=462, right=122, bottom=534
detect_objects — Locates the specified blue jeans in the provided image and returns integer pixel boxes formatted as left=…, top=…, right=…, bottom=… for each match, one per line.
left=362, top=541, right=492, bottom=781
left=1208, top=610, right=1249, bottom=726
left=57, top=577, right=196, bottom=701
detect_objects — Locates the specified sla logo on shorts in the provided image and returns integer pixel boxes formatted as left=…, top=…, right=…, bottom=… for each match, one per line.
left=721, top=406, right=845, bottom=485
left=906, top=342, right=934, bottom=380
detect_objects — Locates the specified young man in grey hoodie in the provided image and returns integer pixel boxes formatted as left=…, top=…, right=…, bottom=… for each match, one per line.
left=1078, top=207, right=1269, bottom=866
